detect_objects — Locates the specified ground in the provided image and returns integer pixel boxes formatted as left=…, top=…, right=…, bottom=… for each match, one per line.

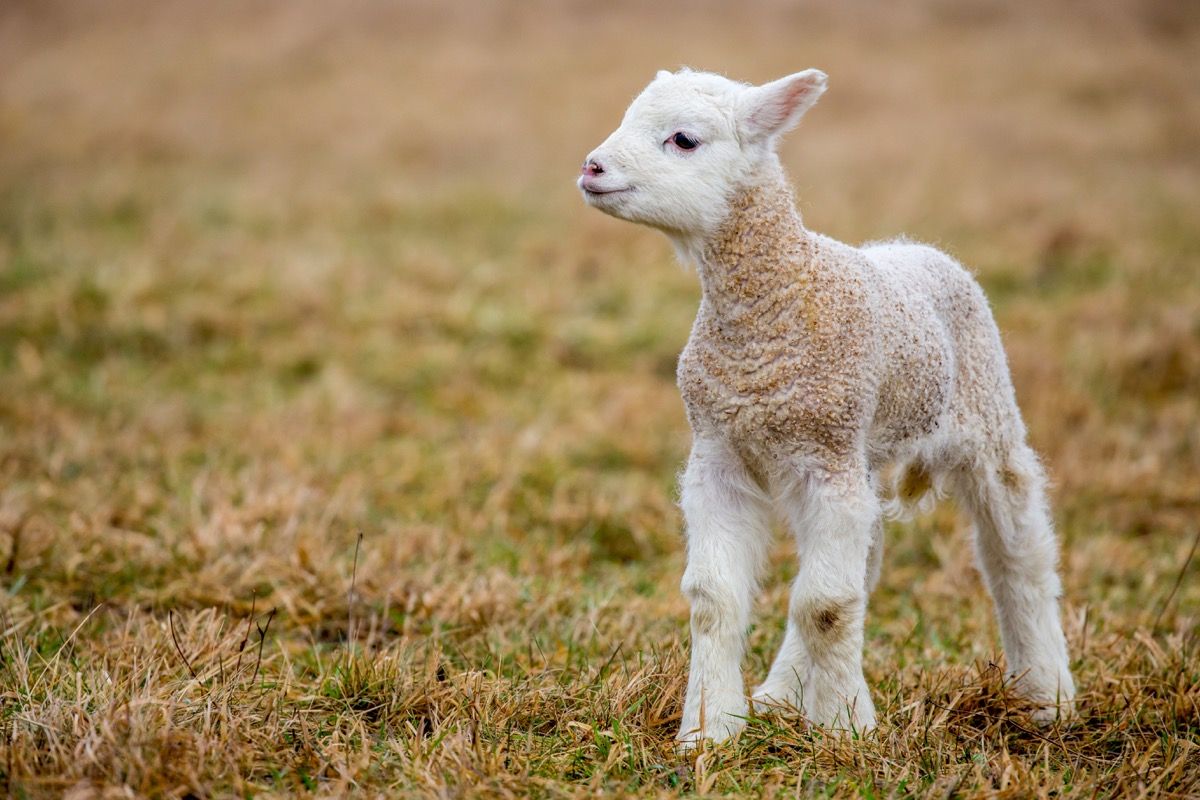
left=1, top=1, right=1198, bottom=797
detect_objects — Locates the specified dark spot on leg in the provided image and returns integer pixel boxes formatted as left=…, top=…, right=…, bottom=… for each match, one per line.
left=796, top=596, right=860, bottom=641
left=686, top=585, right=721, bottom=635
left=691, top=605, right=717, bottom=635
left=812, top=601, right=849, bottom=636
left=814, top=606, right=839, bottom=633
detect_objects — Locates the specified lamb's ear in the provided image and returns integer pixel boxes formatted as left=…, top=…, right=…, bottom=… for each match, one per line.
left=738, top=69, right=827, bottom=142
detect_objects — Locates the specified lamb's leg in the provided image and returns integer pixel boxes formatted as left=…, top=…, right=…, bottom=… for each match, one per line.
left=865, top=515, right=884, bottom=594
left=754, top=503, right=883, bottom=715
left=751, top=608, right=812, bottom=715
left=956, top=444, right=1075, bottom=723
left=676, top=438, right=772, bottom=748
left=755, top=472, right=877, bottom=730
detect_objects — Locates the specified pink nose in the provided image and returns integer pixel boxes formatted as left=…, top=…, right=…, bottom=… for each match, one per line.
left=582, top=159, right=605, bottom=177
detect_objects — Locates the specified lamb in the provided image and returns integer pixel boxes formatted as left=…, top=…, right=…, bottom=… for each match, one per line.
left=577, top=68, right=1075, bottom=747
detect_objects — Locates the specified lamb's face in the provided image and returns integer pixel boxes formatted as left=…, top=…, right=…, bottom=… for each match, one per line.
left=578, top=68, right=827, bottom=240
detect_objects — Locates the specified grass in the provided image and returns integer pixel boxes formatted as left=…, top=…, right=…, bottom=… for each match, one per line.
left=1, top=1, right=1198, bottom=796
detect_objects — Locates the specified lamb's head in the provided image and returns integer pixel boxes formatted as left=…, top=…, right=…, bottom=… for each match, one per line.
left=578, top=68, right=827, bottom=240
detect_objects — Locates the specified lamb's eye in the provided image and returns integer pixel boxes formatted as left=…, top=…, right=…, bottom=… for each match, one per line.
left=671, top=132, right=699, bottom=151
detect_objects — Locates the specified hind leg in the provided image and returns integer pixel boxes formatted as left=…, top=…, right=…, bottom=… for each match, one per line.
left=865, top=515, right=884, bottom=594
left=955, top=444, right=1075, bottom=722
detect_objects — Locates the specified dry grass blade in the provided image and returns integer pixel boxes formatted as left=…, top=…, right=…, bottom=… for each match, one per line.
left=347, top=530, right=363, bottom=651
left=252, top=609, right=277, bottom=687
left=1152, top=526, right=1200, bottom=631
left=168, top=609, right=199, bottom=683
left=3, top=512, right=28, bottom=576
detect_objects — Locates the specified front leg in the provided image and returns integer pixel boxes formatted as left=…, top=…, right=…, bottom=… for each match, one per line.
left=768, top=469, right=879, bottom=731
left=752, top=516, right=883, bottom=714
left=676, top=437, right=772, bottom=748
left=751, top=613, right=812, bottom=715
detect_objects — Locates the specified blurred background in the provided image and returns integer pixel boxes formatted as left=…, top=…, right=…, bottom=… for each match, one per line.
left=1, top=1, right=1198, bottom=793
left=3, top=0, right=1197, bottom=572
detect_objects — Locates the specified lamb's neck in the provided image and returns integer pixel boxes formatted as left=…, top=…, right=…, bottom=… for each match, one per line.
left=692, top=170, right=813, bottom=322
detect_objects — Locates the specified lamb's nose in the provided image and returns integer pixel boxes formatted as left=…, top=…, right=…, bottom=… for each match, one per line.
left=582, top=159, right=605, bottom=177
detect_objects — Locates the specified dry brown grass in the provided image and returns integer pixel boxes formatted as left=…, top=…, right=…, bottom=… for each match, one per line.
left=1, top=1, right=1198, bottom=796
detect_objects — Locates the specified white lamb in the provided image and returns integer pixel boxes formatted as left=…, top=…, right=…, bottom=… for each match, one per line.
left=577, top=68, right=1075, bottom=747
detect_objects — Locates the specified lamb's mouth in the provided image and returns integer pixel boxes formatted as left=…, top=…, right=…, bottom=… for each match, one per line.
left=581, top=185, right=633, bottom=199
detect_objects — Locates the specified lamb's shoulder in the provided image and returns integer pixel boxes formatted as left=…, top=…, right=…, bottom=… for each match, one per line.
left=805, top=232, right=880, bottom=308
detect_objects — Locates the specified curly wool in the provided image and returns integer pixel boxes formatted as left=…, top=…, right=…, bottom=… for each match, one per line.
left=679, top=163, right=1022, bottom=494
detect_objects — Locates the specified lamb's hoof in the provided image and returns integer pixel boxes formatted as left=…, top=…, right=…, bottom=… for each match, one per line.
left=674, top=731, right=702, bottom=754
left=807, top=693, right=877, bottom=734
left=675, top=716, right=746, bottom=752
left=838, top=712, right=876, bottom=735
left=1028, top=696, right=1076, bottom=727
left=1011, top=669, right=1076, bottom=727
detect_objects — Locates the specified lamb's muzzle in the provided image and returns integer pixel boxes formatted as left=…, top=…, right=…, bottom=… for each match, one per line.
left=578, top=67, right=1075, bottom=748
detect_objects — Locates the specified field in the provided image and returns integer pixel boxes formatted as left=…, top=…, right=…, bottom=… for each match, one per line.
left=2, top=1, right=1199, bottom=796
